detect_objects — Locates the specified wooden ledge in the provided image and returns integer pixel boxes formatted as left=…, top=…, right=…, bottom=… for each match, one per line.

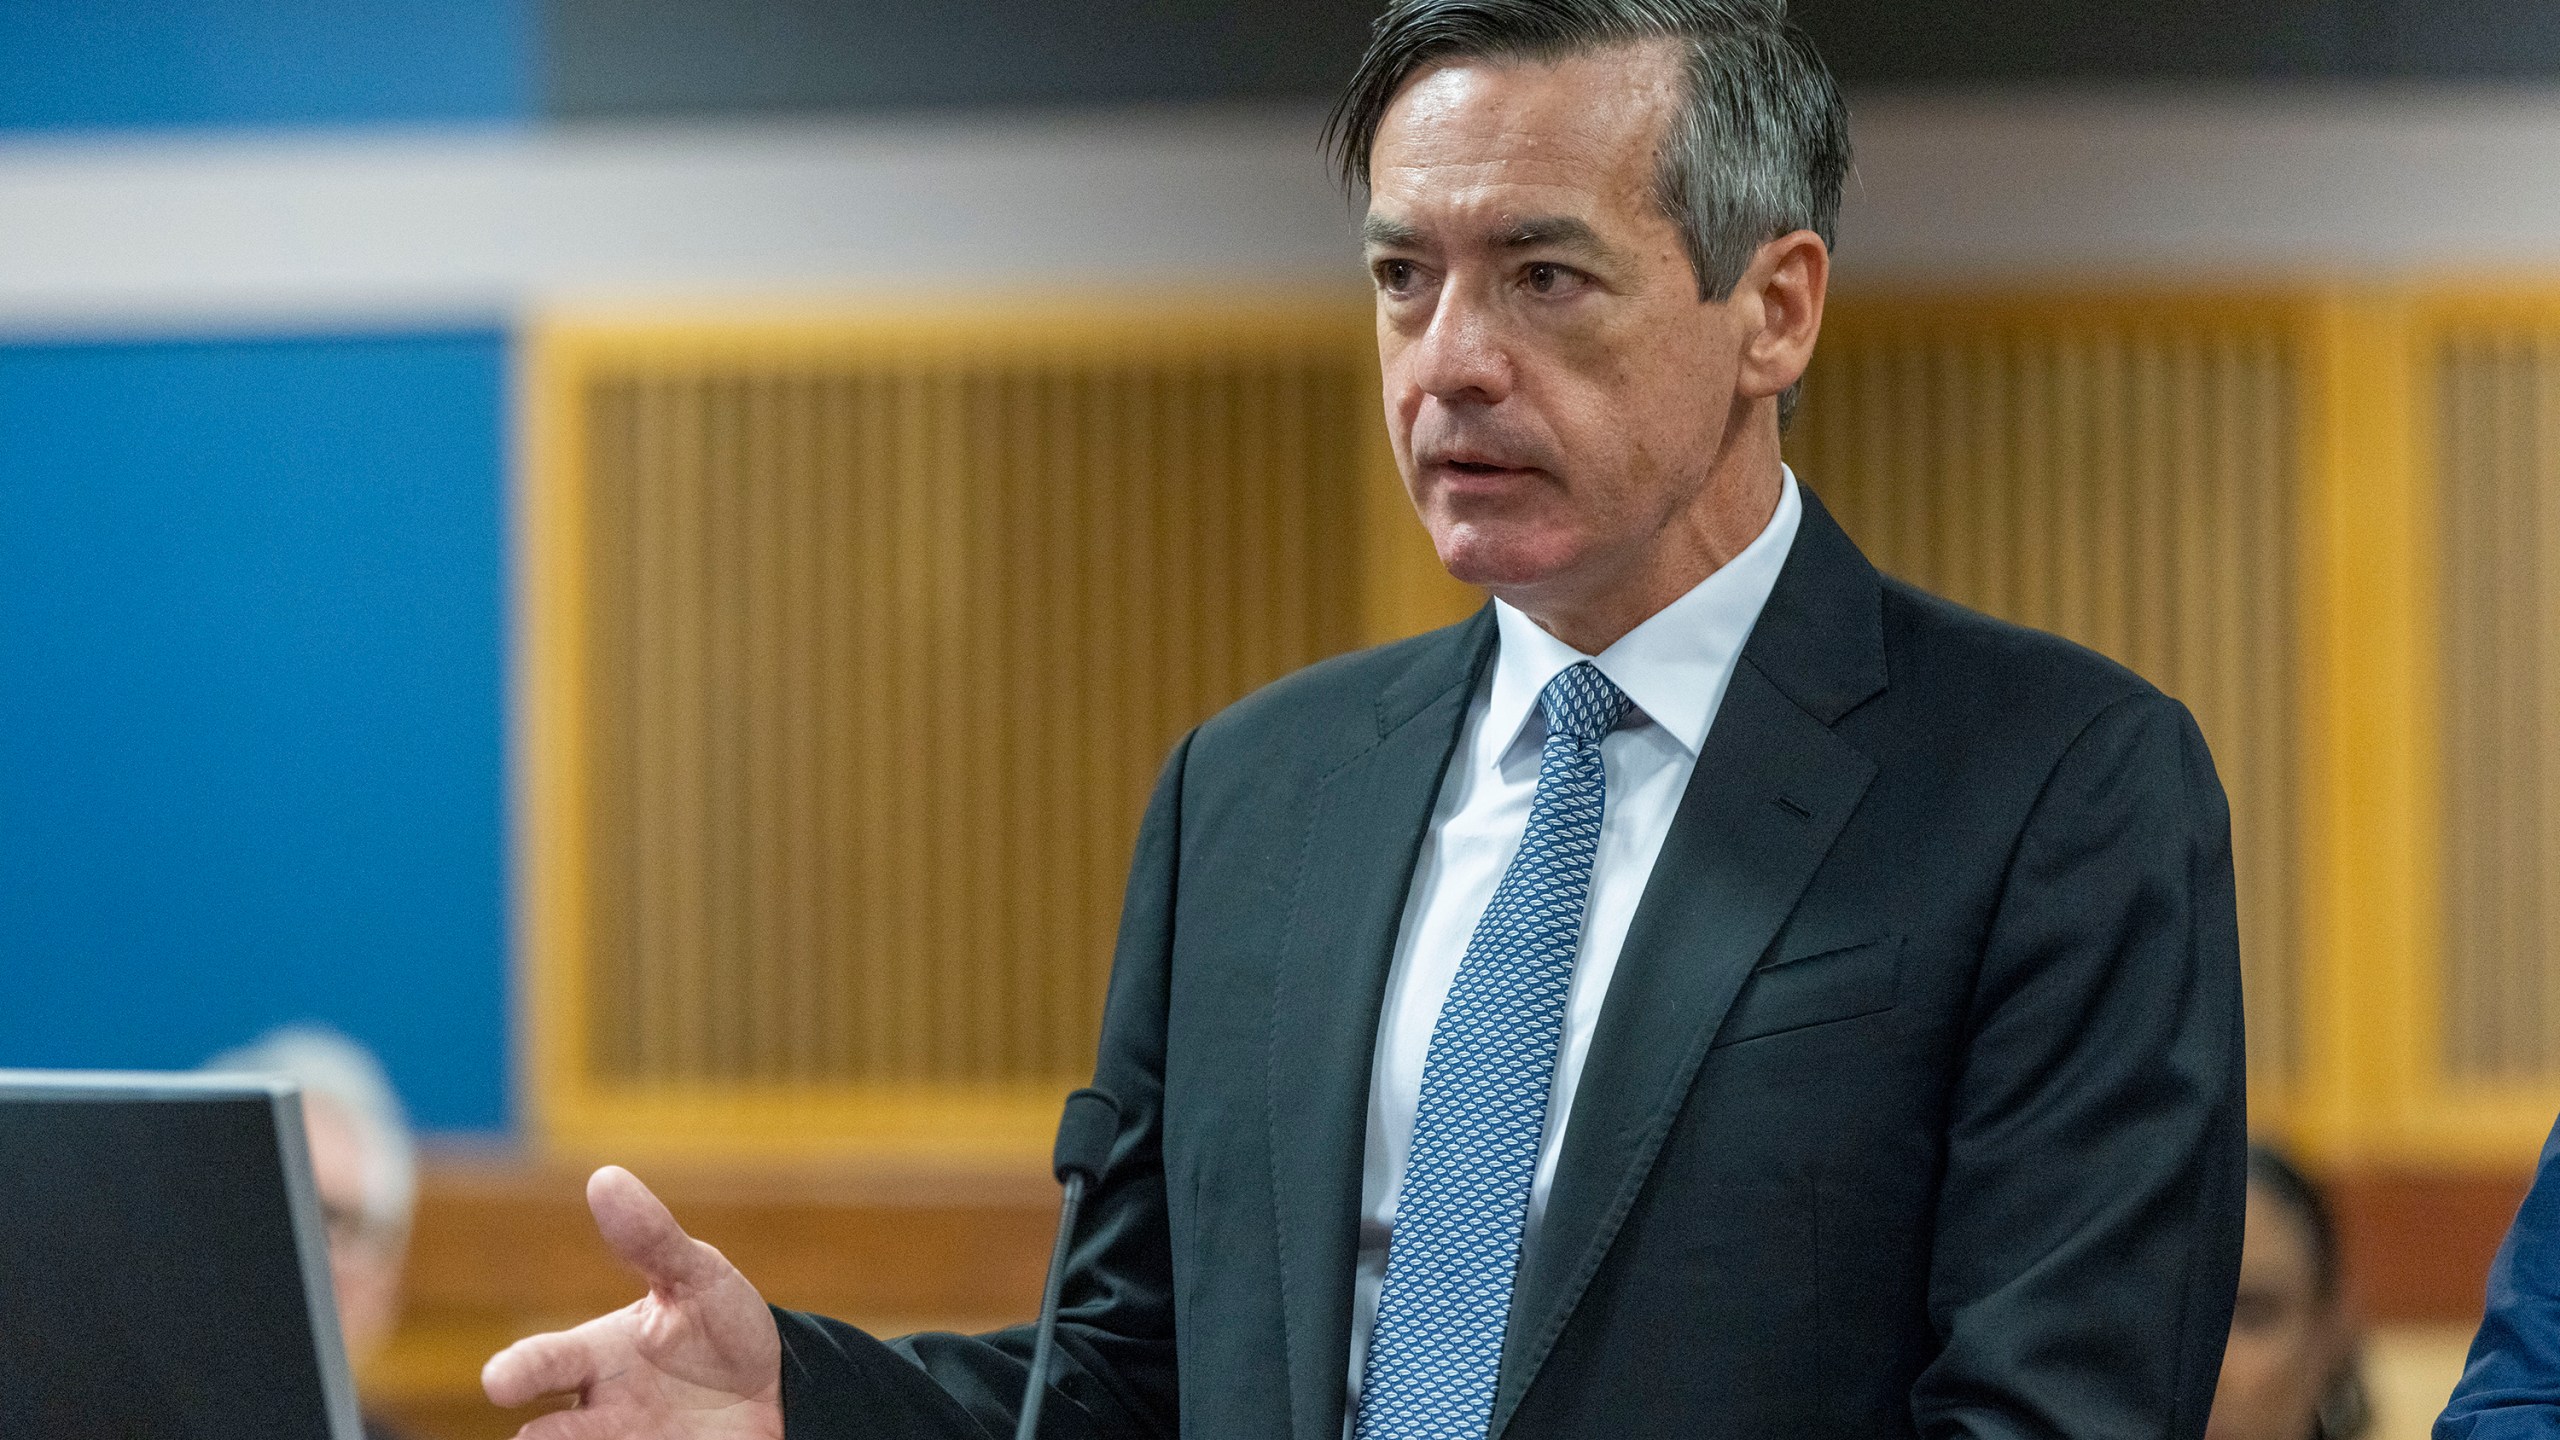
left=370, top=1151, right=1060, bottom=1439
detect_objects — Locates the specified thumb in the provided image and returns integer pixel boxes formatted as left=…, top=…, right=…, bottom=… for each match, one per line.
left=587, top=1165, right=729, bottom=1299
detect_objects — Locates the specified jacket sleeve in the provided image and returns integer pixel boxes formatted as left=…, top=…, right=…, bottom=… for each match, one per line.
left=2436, top=1116, right=2560, bottom=1438
left=1909, top=691, right=2249, bottom=1440
left=774, top=732, right=1192, bottom=1440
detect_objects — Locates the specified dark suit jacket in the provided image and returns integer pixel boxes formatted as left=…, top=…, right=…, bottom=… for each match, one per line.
left=776, top=488, right=2248, bottom=1439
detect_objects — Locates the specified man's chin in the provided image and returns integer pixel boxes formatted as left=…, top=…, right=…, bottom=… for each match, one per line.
left=1428, top=530, right=1583, bottom=593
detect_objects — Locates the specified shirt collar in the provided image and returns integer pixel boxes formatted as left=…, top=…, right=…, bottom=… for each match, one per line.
left=1482, top=467, right=1804, bottom=769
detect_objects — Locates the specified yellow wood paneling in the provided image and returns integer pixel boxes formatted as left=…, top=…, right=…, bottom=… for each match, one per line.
left=2293, top=292, right=2438, bottom=1163
left=521, top=300, right=1456, bottom=1158
left=516, top=284, right=2560, bottom=1171
left=2420, top=290, right=2560, bottom=1164
left=2439, top=328, right=2560, bottom=1083
left=2281, top=286, right=2560, bottom=1167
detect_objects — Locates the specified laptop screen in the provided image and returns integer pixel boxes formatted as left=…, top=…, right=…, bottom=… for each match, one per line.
left=0, top=1071, right=362, bottom=1439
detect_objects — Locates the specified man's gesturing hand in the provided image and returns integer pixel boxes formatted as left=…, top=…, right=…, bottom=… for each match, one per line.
left=482, top=1165, right=785, bottom=1440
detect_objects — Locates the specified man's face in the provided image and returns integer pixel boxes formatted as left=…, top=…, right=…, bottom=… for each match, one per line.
left=1364, top=40, right=1749, bottom=608
left=305, top=1097, right=406, bottom=1364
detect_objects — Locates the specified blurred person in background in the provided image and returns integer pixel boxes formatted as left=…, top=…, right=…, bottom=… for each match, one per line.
left=2208, top=1144, right=2370, bottom=1440
left=206, top=1025, right=420, bottom=1440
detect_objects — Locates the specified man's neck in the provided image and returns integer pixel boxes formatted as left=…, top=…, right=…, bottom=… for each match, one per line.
left=1505, top=465, right=1786, bottom=655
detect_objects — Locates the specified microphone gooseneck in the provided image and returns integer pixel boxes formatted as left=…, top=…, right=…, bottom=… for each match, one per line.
left=1016, top=1087, right=1121, bottom=1440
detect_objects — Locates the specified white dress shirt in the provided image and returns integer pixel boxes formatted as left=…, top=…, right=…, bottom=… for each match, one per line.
left=1342, top=468, right=1804, bottom=1412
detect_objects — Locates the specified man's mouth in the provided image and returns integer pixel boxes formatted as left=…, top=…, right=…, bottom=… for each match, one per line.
left=1427, top=445, right=1538, bottom=471
left=1427, top=456, right=1541, bottom=493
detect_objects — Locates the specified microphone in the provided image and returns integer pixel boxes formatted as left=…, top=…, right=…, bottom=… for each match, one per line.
left=1015, top=1087, right=1121, bottom=1440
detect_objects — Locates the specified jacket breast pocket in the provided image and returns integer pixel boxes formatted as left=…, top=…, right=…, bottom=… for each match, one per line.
left=1710, top=935, right=1902, bottom=1048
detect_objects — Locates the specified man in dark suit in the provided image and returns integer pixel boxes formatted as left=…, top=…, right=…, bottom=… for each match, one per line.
left=484, top=2, right=2247, bottom=1436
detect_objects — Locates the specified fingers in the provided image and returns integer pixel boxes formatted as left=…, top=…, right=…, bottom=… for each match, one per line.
left=510, top=1405, right=626, bottom=1440
left=483, top=1322, right=608, bottom=1409
left=587, top=1164, right=731, bottom=1298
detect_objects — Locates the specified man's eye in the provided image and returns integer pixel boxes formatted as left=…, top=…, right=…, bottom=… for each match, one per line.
left=1375, top=259, right=1418, bottom=293
left=1524, top=262, right=1576, bottom=295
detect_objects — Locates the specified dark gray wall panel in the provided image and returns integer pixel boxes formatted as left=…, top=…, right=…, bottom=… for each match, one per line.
left=2374, top=0, right=2560, bottom=77
left=547, top=0, right=2560, bottom=119
left=548, top=0, right=1381, bottom=116
left=1791, top=0, right=2355, bottom=82
left=1795, top=0, right=2560, bottom=83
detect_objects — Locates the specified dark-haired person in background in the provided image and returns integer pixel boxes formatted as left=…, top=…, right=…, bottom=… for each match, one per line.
left=2207, top=1145, right=2371, bottom=1440
left=2437, top=1117, right=2560, bottom=1437
left=482, top=2, right=2246, bottom=1437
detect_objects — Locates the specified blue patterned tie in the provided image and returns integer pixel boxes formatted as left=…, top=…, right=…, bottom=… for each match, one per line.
left=1354, top=661, right=1633, bottom=1440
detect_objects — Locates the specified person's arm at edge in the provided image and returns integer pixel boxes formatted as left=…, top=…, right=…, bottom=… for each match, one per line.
left=1909, top=690, right=2249, bottom=1440
left=772, top=733, right=1192, bottom=1440
left=2436, top=1116, right=2560, bottom=1437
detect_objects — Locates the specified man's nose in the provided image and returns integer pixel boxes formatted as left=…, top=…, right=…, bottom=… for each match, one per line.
left=1406, top=288, right=1513, bottom=405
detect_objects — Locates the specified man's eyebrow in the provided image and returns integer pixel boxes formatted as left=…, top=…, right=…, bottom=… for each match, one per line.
left=1361, top=215, right=1424, bottom=249
left=1359, top=213, right=1620, bottom=261
left=1496, top=216, right=1612, bottom=257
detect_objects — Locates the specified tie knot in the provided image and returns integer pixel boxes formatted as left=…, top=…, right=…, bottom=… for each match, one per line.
left=1538, top=662, right=1631, bottom=746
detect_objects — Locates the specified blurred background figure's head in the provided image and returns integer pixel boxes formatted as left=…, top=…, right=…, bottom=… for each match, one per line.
left=2209, top=1144, right=2371, bottom=1440
left=204, top=1025, right=419, bottom=1366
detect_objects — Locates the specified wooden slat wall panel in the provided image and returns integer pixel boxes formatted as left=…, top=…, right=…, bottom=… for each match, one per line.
left=534, top=289, right=2560, bottom=1169
left=1788, top=308, right=2304, bottom=1084
left=2439, top=332, right=2560, bottom=1081
left=571, top=333, right=1368, bottom=1090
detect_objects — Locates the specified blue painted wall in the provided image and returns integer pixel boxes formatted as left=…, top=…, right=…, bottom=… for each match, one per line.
left=0, top=0, right=532, bottom=130
left=0, top=333, right=511, bottom=1130
left=0, top=0, right=533, bottom=1132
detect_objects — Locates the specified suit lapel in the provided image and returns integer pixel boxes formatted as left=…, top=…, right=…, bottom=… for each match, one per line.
left=1267, top=609, right=1493, bottom=1440
left=1490, top=488, right=1889, bottom=1435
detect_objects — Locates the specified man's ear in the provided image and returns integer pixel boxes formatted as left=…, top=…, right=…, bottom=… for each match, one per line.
left=1732, top=229, right=1829, bottom=405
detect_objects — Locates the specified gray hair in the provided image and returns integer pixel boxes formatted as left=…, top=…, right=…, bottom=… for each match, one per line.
left=204, top=1025, right=418, bottom=1237
left=1326, top=0, right=1851, bottom=424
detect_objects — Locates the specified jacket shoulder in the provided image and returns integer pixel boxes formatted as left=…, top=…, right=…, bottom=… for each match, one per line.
left=1873, top=576, right=2173, bottom=740
left=1188, top=612, right=1484, bottom=770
